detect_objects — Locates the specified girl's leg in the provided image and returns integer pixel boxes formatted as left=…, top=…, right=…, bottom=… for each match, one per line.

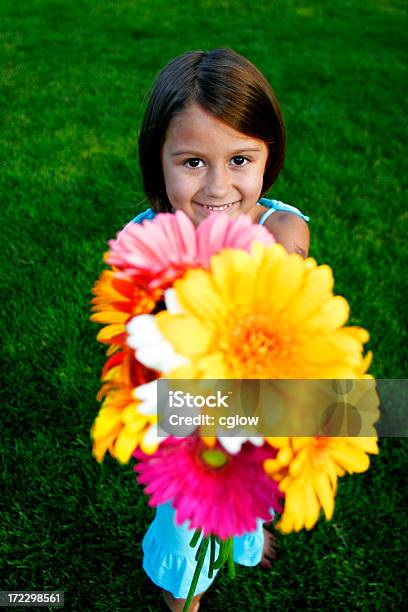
left=162, top=589, right=204, bottom=612
left=261, top=526, right=278, bottom=569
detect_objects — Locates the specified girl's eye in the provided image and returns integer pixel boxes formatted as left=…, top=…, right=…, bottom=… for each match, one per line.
left=183, top=156, right=249, bottom=168
left=184, top=158, right=203, bottom=168
left=231, top=156, right=249, bottom=166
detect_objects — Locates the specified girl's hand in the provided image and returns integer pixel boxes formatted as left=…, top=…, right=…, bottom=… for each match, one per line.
left=263, top=212, right=310, bottom=257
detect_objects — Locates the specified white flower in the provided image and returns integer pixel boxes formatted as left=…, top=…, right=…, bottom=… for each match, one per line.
left=126, top=314, right=188, bottom=373
left=164, top=288, right=183, bottom=314
left=218, top=435, right=265, bottom=455
left=133, top=380, right=158, bottom=415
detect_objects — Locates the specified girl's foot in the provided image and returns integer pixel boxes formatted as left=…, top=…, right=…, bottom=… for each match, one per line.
left=260, top=526, right=278, bottom=569
left=162, top=588, right=203, bottom=612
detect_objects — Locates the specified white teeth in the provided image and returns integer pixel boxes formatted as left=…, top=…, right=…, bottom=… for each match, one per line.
left=198, top=201, right=237, bottom=211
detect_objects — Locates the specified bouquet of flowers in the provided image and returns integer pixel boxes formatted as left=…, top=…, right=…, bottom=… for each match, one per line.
left=90, top=211, right=379, bottom=610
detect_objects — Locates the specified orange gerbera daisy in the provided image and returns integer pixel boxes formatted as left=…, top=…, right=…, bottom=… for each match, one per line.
left=90, top=270, right=161, bottom=347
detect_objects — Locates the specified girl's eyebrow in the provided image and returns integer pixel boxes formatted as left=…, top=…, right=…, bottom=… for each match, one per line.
left=171, top=147, right=263, bottom=157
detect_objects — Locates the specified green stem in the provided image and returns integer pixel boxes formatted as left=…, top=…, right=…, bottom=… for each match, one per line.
left=183, top=537, right=209, bottom=612
left=195, top=535, right=207, bottom=562
left=189, top=528, right=201, bottom=548
left=213, top=538, right=229, bottom=569
left=227, top=538, right=235, bottom=579
left=212, top=540, right=225, bottom=570
left=208, top=536, right=216, bottom=579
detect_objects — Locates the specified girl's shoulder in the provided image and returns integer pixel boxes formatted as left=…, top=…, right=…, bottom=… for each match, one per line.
left=257, top=198, right=310, bottom=257
left=257, top=198, right=309, bottom=224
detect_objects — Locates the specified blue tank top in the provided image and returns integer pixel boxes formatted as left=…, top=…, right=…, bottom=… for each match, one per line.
left=131, top=198, right=309, bottom=225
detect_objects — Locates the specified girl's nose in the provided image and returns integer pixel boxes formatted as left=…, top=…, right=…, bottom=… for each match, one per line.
left=203, top=166, right=231, bottom=199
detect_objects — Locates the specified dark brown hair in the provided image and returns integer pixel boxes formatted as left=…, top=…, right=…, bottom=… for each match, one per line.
left=138, top=48, right=285, bottom=212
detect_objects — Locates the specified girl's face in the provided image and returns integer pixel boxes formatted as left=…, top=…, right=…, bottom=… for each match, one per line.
left=161, top=104, right=269, bottom=225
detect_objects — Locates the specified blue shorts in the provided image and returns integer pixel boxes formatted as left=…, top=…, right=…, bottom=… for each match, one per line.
left=142, top=501, right=273, bottom=598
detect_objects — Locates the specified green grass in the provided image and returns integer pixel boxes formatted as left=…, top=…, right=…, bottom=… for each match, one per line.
left=1, top=0, right=407, bottom=609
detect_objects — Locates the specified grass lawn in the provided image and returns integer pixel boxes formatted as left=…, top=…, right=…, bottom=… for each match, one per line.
left=1, top=0, right=407, bottom=610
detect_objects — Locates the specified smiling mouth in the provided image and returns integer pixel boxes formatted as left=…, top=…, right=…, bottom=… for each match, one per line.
left=193, top=201, right=239, bottom=212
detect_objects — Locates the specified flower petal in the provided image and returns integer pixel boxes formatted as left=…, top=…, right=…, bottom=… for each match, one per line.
left=126, top=314, right=163, bottom=349
left=115, top=428, right=141, bottom=464
left=157, top=312, right=212, bottom=357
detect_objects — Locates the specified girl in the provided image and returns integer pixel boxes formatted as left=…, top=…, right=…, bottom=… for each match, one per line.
left=133, top=48, right=309, bottom=611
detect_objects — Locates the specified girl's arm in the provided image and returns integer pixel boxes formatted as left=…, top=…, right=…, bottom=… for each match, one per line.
left=264, top=212, right=310, bottom=258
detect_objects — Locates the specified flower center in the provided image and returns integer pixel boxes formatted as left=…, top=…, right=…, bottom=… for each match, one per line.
left=131, top=285, right=160, bottom=315
left=201, top=449, right=228, bottom=468
left=225, top=313, right=294, bottom=377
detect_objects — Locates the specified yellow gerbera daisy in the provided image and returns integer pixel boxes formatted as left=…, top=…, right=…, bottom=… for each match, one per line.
left=155, top=243, right=372, bottom=380
left=264, top=434, right=379, bottom=532
left=91, top=348, right=158, bottom=463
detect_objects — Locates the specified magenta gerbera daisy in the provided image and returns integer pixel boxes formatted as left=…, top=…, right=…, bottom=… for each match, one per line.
left=134, top=437, right=284, bottom=539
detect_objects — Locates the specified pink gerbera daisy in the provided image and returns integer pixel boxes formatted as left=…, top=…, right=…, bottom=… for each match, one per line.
left=134, top=437, right=284, bottom=539
left=106, top=211, right=275, bottom=289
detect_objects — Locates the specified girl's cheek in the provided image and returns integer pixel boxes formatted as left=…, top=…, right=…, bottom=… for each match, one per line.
left=167, top=176, right=195, bottom=206
left=179, top=173, right=200, bottom=193
left=249, top=166, right=265, bottom=188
